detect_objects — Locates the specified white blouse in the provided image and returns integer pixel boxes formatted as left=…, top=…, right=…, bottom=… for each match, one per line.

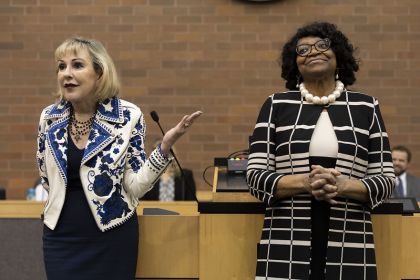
left=309, top=110, right=338, bottom=158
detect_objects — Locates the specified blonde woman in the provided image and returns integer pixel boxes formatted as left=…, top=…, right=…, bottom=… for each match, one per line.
left=36, top=37, right=201, bottom=280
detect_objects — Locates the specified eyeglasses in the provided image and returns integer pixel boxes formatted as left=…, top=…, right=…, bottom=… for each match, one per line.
left=296, top=38, right=331, bottom=57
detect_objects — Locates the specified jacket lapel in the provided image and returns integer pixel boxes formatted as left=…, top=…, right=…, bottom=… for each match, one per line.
left=44, top=100, right=71, bottom=186
left=43, top=97, right=125, bottom=182
left=81, top=97, right=124, bottom=165
left=325, top=92, right=361, bottom=176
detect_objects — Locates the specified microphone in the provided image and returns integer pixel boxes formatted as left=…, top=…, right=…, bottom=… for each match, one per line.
left=150, top=111, right=166, bottom=136
left=150, top=110, right=160, bottom=124
left=149, top=110, right=197, bottom=202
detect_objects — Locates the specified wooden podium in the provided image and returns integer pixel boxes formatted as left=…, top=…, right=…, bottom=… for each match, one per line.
left=139, top=192, right=420, bottom=280
left=1, top=196, right=420, bottom=279
left=137, top=201, right=199, bottom=279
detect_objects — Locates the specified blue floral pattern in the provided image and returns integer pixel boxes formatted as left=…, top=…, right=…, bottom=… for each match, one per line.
left=93, top=188, right=130, bottom=225
left=46, top=99, right=68, bottom=117
left=92, top=173, right=114, bottom=197
left=96, top=97, right=122, bottom=123
left=37, top=127, right=46, bottom=176
left=126, top=116, right=146, bottom=172
left=82, top=121, right=113, bottom=165
left=88, top=149, right=128, bottom=224
left=36, top=97, right=171, bottom=231
left=46, top=118, right=69, bottom=185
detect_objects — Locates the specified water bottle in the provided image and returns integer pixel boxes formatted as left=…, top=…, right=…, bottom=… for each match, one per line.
left=26, top=188, right=36, bottom=201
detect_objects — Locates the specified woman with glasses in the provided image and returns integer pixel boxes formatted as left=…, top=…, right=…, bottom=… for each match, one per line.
left=247, top=22, right=395, bottom=280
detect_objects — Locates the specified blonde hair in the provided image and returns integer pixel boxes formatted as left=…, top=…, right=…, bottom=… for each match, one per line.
left=54, top=37, right=120, bottom=102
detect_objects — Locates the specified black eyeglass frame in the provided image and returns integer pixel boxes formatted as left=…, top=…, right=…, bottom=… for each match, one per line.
left=295, top=38, right=331, bottom=57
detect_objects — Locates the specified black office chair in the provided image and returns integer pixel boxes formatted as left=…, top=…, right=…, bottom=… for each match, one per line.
left=0, top=188, right=6, bottom=200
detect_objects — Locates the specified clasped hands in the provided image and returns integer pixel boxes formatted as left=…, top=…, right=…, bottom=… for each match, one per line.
left=305, top=165, right=346, bottom=205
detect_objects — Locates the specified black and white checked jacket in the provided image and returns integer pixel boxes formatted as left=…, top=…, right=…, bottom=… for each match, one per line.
left=247, top=90, right=395, bottom=280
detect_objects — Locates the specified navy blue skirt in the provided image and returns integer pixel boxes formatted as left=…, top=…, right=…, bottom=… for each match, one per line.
left=43, top=189, right=138, bottom=280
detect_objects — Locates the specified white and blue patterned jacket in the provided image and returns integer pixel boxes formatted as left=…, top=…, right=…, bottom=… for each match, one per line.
left=36, top=97, right=171, bottom=232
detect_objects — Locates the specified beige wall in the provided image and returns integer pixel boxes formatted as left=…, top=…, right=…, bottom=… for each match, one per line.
left=1, top=0, right=420, bottom=197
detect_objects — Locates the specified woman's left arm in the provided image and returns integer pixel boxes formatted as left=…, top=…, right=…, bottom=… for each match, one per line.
left=357, top=98, right=395, bottom=208
left=36, top=107, right=50, bottom=192
left=123, top=109, right=202, bottom=199
left=311, top=98, right=395, bottom=206
left=123, top=112, right=166, bottom=198
left=335, top=98, right=395, bottom=207
left=336, top=175, right=368, bottom=202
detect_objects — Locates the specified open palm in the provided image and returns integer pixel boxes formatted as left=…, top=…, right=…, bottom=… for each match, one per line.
left=160, top=111, right=203, bottom=155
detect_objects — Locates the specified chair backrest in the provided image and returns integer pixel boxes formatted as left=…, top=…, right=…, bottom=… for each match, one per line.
left=0, top=188, right=6, bottom=200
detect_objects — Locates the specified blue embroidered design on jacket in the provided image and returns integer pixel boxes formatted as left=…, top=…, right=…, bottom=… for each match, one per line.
left=101, top=153, right=113, bottom=164
left=126, top=118, right=146, bottom=172
left=37, top=96, right=171, bottom=230
left=37, top=130, right=47, bottom=174
left=97, top=98, right=122, bottom=123
left=38, top=132, right=46, bottom=154
left=135, top=117, right=144, bottom=136
left=93, top=188, right=130, bottom=225
left=92, top=173, right=113, bottom=197
left=47, top=119, right=69, bottom=185
left=128, top=154, right=141, bottom=172
left=47, top=99, right=68, bottom=117
left=82, top=121, right=113, bottom=164
left=91, top=156, right=129, bottom=225
left=85, top=156, right=97, bottom=168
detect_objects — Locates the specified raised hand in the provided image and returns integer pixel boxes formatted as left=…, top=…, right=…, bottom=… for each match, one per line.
left=160, top=111, right=203, bottom=156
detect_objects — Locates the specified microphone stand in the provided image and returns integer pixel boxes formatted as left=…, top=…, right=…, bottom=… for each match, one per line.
left=151, top=113, right=198, bottom=202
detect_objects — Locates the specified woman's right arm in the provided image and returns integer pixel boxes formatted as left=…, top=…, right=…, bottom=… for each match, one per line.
left=36, top=108, right=50, bottom=191
left=275, top=174, right=311, bottom=198
left=246, top=96, right=310, bottom=205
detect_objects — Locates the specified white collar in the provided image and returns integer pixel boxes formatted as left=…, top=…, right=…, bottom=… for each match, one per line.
left=399, top=172, right=407, bottom=182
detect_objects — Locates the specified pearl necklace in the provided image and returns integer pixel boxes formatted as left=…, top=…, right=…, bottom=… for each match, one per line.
left=299, top=80, right=344, bottom=105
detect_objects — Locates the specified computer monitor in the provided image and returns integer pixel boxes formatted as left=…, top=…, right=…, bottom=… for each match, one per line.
left=386, top=197, right=420, bottom=214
